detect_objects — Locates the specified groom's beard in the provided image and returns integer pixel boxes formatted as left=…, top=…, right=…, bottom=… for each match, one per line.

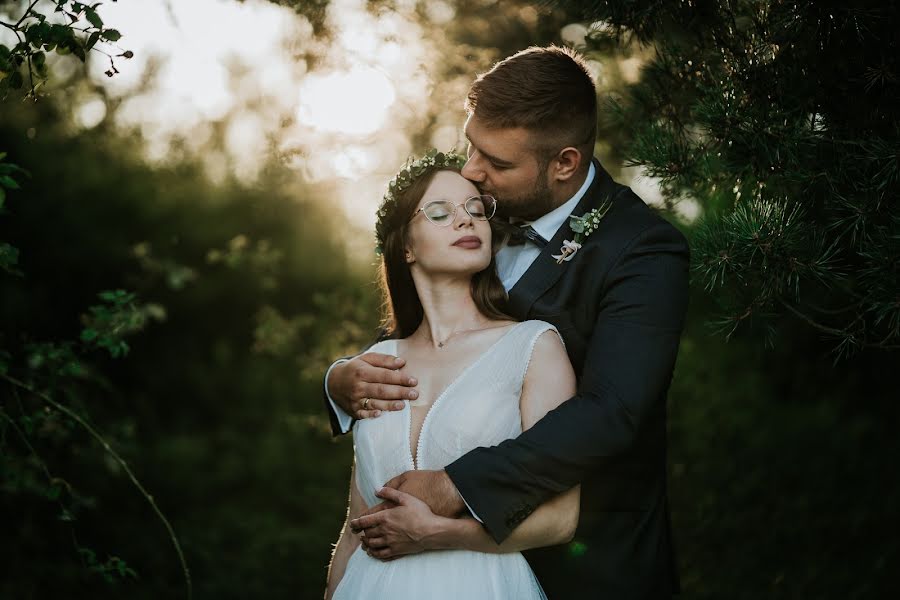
left=493, top=172, right=554, bottom=221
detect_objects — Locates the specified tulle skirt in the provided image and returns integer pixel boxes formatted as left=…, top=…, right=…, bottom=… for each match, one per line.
left=333, top=545, right=547, bottom=599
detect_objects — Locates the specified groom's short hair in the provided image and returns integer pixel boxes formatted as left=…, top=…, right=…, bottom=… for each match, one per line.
left=465, top=45, right=597, bottom=163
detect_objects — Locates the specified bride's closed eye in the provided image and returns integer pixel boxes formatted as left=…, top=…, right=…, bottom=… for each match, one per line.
left=426, top=206, right=453, bottom=223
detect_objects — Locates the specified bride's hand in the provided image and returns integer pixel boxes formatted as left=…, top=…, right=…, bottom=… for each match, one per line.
left=353, top=487, right=452, bottom=560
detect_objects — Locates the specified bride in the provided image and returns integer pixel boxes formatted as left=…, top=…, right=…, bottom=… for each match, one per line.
left=325, top=150, right=579, bottom=599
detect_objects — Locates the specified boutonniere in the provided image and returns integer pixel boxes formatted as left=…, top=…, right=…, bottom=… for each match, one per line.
left=552, top=202, right=611, bottom=264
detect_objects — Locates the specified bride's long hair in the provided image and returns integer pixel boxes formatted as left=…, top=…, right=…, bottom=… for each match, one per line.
left=377, top=165, right=511, bottom=338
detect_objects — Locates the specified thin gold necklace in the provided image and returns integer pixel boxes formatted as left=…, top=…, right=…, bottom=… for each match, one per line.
left=427, top=323, right=513, bottom=348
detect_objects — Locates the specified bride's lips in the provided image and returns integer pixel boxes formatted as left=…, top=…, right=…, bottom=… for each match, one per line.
left=453, top=235, right=482, bottom=249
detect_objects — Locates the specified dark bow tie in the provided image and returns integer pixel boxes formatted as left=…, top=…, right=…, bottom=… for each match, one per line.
left=493, top=219, right=548, bottom=248
left=507, top=225, right=548, bottom=248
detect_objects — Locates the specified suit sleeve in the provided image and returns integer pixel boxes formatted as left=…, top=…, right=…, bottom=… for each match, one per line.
left=445, top=220, right=690, bottom=543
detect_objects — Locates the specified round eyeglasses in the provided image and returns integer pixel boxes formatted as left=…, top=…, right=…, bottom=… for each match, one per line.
left=410, top=195, right=497, bottom=226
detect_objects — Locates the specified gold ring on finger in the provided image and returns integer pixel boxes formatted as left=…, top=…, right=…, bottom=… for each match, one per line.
left=362, top=398, right=370, bottom=410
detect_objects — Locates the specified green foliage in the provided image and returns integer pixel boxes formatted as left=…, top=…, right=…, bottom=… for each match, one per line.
left=133, top=242, right=196, bottom=291
left=568, top=0, right=900, bottom=357
left=206, top=234, right=284, bottom=290
left=25, top=341, right=85, bottom=378
left=0, top=89, right=372, bottom=596
left=80, top=290, right=166, bottom=358
left=1, top=28, right=187, bottom=592
left=692, top=197, right=843, bottom=346
left=1, top=1, right=895, bottom=598
left=78, top=547, right=139, bottom=584
left=0, top=0, right=133, bottom=99
left=0, top=151, right=30, bottom=210
left=668, top=297, right=900, bottom=598
left=0, top=242, right=20, bottom=275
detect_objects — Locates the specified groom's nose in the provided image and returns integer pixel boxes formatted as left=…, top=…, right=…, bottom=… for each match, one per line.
left=461, top=155, right=486, bottom=184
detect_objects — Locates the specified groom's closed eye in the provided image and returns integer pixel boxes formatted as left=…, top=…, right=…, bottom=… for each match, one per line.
left=483, top=155, right=513, bottom=170
left=465, top=140, right=512, bottom=170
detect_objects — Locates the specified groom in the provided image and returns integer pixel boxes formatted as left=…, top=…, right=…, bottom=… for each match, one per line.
left=325, top=46, right=688, bottom=599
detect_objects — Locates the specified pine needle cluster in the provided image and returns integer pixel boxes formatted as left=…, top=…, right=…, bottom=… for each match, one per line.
left=558, top=0, right=900, bottom=357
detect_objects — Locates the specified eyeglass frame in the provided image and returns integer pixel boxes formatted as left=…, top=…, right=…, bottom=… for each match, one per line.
left=409, top=194, right=497, bottom=226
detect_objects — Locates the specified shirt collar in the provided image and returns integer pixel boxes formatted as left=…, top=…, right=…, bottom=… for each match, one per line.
left=528, top=161, right=596, bottom=242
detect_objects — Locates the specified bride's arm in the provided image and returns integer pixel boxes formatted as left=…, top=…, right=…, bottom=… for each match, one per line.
left=325, top=458, right=366, bottom=599
left=436, top=329, right=580, bottom=553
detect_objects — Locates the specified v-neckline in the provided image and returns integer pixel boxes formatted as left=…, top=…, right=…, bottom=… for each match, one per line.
left=397, top=322, right=522, bottom=470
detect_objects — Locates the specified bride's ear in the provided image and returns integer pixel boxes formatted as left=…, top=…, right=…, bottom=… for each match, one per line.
left=404, top=248, right=415, bottom=264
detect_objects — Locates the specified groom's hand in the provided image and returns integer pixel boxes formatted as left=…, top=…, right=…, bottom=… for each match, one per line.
left=352, top=487, right=454, bottom=560
left=351, top=470, right=465, bottom=533
left=328, top=353, right=419, bottom=419
left=385, top=470, right=467, bottom=518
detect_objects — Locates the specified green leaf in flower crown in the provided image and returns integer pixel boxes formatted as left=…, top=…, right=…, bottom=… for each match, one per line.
left=434, top=152, right=445, bottom=163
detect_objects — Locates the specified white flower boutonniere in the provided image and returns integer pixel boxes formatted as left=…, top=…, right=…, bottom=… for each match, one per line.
left=552, top=202, right=612, bottom=264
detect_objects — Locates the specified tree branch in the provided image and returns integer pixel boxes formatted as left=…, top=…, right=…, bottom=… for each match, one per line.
left=1, top=374, right=193, bottom=600
left=780, top=300, right=900, bottom=350
left=15, top=0, right=42, bottom=29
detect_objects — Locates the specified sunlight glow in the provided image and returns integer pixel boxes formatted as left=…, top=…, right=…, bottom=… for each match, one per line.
left=79, top=0, right=438, bottom=206
left=297, top=67, right=396, bottom=135
left=75, top=96, right=107, bottom=129
left=44, top=0, right=669, bottom=252
left=625, top=166, right=702, bottom=225
left=333, top=147, right=378, bottom=180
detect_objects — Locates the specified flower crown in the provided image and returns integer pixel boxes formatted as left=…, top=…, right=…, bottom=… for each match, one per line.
left=374, top=148, right=467, bottom=255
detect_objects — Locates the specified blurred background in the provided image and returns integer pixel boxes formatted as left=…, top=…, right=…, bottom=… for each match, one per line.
left=1, top=0, right=897, bottom=598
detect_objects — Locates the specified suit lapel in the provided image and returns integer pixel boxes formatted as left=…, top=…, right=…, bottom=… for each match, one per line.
left=507, top=159, right=615, bottom=318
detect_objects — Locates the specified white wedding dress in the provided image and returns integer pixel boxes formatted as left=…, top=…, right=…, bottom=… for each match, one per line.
left=333, top=320, right=558, bottom=600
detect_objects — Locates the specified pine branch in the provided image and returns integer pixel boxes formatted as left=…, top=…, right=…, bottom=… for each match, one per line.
left=569, top=0, right=900, bottom=357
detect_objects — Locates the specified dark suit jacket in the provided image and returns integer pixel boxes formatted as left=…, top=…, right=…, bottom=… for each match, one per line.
left=325, top=159, right=689, bottom=599
left=445, top=160, right=688, bottom=599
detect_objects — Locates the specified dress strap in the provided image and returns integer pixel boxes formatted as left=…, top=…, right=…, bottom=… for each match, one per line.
left=501, top=320, right=564, bottom=391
